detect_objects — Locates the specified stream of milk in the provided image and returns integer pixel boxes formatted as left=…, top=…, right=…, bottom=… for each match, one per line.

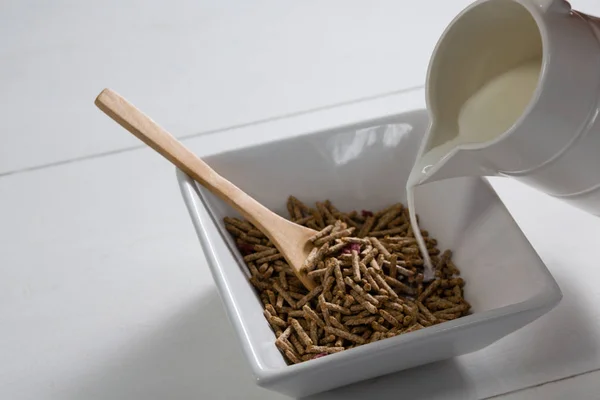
left=406, top=59, right=541, bottom=280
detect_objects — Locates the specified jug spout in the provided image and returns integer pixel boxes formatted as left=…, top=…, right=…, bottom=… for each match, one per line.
left=528, top=0, right=569, bottom=13
left=416, top=148, right=499, bottom=186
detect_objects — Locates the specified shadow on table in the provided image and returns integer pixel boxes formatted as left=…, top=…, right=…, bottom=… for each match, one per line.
left=64, top=287, right=474, bottom=400
left=503, top=267, right=599, bottom=388
left=302, top=359, right=476, bottom=400
left=65, top=290, right=282, bottom=400
left=66, top=269, right=598, bottom=400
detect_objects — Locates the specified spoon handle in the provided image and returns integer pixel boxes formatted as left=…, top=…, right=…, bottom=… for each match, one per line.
left=95, top=88, right=273, bottom=228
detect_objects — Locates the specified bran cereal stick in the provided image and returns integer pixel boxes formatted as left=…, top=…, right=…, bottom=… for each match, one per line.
left=314, top=228, right=356, bottom=246
left=311, top=208, right=326, bottom=230
left=258, top=263, right=269, bottom=274
left=362, top=330, right=372, bottom=341
left=379, top=309, right=401, bottom=327
left=247, top=262, right=260, bottom=278
left=371, top=321, right=389, bottom=333
left=418, top=279, right=440, bottom=302
left=403, top=323, right=424, bottom=333
left=327, top=241, right=348, bottom=255
left=384, top=275, right=415, bottom=295
left=387, top=216, right=406, bottom=228
left=292, top=196, right=311, bottom=218
left=316, top=202, right=336, bottom=225
left=275, top=337, right=296, bottom=355
left=278, top=271, right=288, bottom=290
left=344, top=277, right=379, bottom=306
left=372, top=206, right=402, bottom=232
left=289, top=334, right=306, bottom=355
left=343, top=237, right=371, bottom=245
left=254, top=244, right=275, bottom=252
left=291, top=318, right=313, bottom=347
left=286, top=197, right=296, bottom=220
left=321, top=335, right=336, bottom=344
left=319, top=294, right=332, bottom=326
left=273, top=281, right=297, bottom=308
left=434, top=304, right=468, bottom=316
left=350, top=326, right=368, bottom=334
left=343, top=294, right=355, bottom=308
left=295, top=215, right=315, bottom=225
left=265, top=304, right=278, bottom=317
left=331, top=219, right=345, bottom=233
left=350, top=290, right=378, bottom=314
left=307, top=345, right=344, bottom=354
left=324, top=302, right=351, bottom=315
left=300, top=247, right=319, bottom=273
left=289, top=292, right=306, bottom=300
left=384, top=303, right=405, bottom=316
left=308, top=225, right=334, bottom=243
left=263, top=266, right=274, bottom=279
left=279, top=325, right=293, bottom=340
left=246, top=229, right=265, bottom=238
left=249, top=277, right=269, bottom=291
left=276, top=294, right=285, bottom=309
left=309, top=320, right=319, bottom=345
left=225, top=224, right=247, bottom=238
left=296, top=285, right=323, bottom=309
left=344, top=316, right=378, bottom=326
left=310, top=243, right=330, bottom=270
left=285, top=350, right=302, bottom=364
left=324, top=326, right=366, bottom=345
left=224, top=217, right=254, bottom=232
left=351, top=250, right=362, bottom=282
left=369, top=331, right=383, bottom=343
left=264, top=310, right=287, bottom=329
left=333, top=261, right=346, bottom=293
left=435, top=313, right=460, bottom=320
left=361, top=244, right=374, bottom=258
left=358, top=216, right=375, bottom=238
left=256, top=253, right=284, bottom=264
left=288, top=310, right=306, bottom=318
left=453, top=285, right=463, bottom=298
left=449, top=278, right=465, bottom=287
left=303, top=305, right=326, bottom=328
left=342, top=310, right=370, bottom=322
left=369, top=227, right=409, bottom=237
left=388, top=254, right=398, bottom=280
left=307, top=267, right=328, bottom=280
left=363, top=268, right=380, bottom=293
left=265, top=290, right=277, bottom=307
left=328, top=315, right=347, bottom=331
left=370, top=237, right=391, bottom=258
left=382, top=260, right=414, bottom=277
left=306, top=220, right=320, bottom=231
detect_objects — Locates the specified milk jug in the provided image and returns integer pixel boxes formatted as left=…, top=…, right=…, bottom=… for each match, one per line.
left=409, top=0, right=600, bottom=216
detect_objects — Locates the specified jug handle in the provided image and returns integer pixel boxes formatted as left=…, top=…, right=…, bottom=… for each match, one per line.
left=529, top=0, right=571, bottom=13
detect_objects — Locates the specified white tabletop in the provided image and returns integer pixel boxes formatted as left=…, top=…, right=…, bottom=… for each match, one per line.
left=2, top=1, right=600, bottom=399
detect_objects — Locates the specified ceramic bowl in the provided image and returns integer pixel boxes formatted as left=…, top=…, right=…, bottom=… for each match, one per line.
left=177, top=109, right=562, bottom=397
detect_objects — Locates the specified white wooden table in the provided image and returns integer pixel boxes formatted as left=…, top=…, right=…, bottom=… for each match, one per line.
left=2, top=1, right=600, bottom=399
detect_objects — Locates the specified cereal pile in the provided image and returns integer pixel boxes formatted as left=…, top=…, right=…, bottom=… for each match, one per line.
left=224, top=196, right=470, bottom=365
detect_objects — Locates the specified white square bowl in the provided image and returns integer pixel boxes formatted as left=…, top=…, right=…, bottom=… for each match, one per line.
left=177, top=109, right=562, bottom=398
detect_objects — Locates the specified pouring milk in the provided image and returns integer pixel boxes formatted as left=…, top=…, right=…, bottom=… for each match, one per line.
left=405, top=0, right=600, bottom=280
left=407, top=60, right=541, bottom=280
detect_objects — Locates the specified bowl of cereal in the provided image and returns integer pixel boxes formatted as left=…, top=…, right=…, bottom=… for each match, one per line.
left=177, top=108, right=562, bottom=397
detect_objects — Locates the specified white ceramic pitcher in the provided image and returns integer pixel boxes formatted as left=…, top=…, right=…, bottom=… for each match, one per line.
left=418, top=0, right=600, bottom=215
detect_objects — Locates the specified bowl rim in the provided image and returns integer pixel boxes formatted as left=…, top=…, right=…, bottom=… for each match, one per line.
left=175, top=112, right=563, bottom=384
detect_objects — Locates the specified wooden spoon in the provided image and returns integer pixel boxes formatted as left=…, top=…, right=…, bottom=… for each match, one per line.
left=95, top=88, right=317, bottom=289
